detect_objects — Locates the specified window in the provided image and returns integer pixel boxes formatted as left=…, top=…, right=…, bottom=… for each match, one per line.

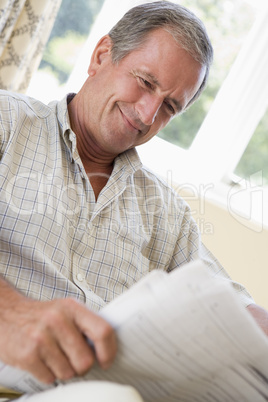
left=158, top=0, right=256, bottom=149
left=27, top=0, right=268, bottom=226
left=27, top=0, right=105, bottom=103
left=234, top=106, right=268, bottom=186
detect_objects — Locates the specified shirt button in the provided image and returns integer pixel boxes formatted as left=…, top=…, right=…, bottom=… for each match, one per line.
left=77, top=273, right=84, bottom=282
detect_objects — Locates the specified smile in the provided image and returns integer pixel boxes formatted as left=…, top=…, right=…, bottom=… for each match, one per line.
left=118, top=105, right=145, bottom=134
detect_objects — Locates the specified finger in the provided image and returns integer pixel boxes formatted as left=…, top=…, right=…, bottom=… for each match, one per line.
left=51, top=319, right=96, bottom=376
left=19, top=344, right=56, bottom=384
left=11, top=327, right=61, bottom=384
left=22, top=359, right=56, bottom=385
left=91, top=327, right=117, bottom=370
left=73, top=304, right=117, bottom=369
left=40, top=337, right=77, bottom=381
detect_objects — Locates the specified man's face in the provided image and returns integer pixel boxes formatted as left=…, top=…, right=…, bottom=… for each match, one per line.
left=82, top=28, right=205, bottom=157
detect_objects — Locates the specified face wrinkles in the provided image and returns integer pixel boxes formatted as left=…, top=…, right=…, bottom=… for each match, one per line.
left=132, top=69, right=183, bottom=116
left=79, top=28, right=206, bottom=157
left=116, top=101, right=149, bottom=136
left=116, top=67, right=180, bottom=140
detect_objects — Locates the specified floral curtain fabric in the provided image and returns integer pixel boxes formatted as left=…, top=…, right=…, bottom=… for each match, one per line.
left=0, top=0, right=62, bottom=92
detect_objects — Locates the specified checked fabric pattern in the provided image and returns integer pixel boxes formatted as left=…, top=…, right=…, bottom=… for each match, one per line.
left=0, top=91, right=254, bottom=312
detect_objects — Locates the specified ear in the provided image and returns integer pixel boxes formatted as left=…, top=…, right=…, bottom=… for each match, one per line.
left=88, top=35, right=113, bottom=76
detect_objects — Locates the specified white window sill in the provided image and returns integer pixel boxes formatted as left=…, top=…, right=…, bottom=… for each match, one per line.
left=138, top=136, right=268, bottom=232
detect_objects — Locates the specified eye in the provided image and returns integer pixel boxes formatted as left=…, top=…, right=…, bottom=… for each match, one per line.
left=139, top=77, right=154, bottom=90
left=164, top=101, right=175, bottom=116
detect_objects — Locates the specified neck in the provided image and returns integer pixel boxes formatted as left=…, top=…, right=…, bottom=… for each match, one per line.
left=77, top=135, right=114, bottom=174
left=78, top=138, right=114, bottom=201
left=67, top=93, right=115, bottom=199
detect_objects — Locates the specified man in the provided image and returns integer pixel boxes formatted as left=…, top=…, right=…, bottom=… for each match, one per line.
left=0, top=1, right=267, bottom=401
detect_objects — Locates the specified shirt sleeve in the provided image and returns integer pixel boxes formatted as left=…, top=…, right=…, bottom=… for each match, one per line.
left=0, top=91, right=18, bottom=159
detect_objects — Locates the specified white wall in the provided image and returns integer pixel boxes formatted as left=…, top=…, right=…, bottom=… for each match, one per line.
left=179, top=189, right=268, bottom=310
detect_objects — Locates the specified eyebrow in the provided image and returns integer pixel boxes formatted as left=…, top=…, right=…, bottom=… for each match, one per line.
left=141, top=71, right=183, bottom=114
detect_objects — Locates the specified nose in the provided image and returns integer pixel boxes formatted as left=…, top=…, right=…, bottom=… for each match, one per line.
left=136, top=94, right=162, bottom=126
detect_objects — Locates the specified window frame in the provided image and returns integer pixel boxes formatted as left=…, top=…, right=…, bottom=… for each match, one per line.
left=138, top=4, right=268, bottom=228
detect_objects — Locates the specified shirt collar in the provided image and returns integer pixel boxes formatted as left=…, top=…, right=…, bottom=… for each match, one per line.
left=115, top=148, right=143, bottom=176
left=49, top=93, right=77, bottom=157
left=51, top=94, right=143, bottom=176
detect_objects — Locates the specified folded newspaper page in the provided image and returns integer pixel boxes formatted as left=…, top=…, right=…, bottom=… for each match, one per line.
left=1, top=260, right=268, bottom=401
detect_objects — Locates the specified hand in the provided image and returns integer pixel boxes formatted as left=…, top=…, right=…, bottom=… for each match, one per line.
left=247, top=303, right=268, bottom=336
left=0, top=281, right=117, bottom=384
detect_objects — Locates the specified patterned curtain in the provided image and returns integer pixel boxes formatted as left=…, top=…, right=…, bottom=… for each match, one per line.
left=0, top=0, right=62, bottom=92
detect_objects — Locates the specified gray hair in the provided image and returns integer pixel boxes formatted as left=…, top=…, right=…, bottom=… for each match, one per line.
left=108, top=1, right=213, bottom=108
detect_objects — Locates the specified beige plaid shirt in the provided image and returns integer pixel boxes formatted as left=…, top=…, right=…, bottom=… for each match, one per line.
left=0, top=90, right=253, bottom=312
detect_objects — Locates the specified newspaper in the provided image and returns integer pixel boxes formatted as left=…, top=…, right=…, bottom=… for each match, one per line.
left=1, top=260, right=268, bottom=401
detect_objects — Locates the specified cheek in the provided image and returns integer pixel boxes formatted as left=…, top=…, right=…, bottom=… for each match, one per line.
left=154, top=111, right=171, bottom=132
left=114, top=75, right=142, bottom=102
